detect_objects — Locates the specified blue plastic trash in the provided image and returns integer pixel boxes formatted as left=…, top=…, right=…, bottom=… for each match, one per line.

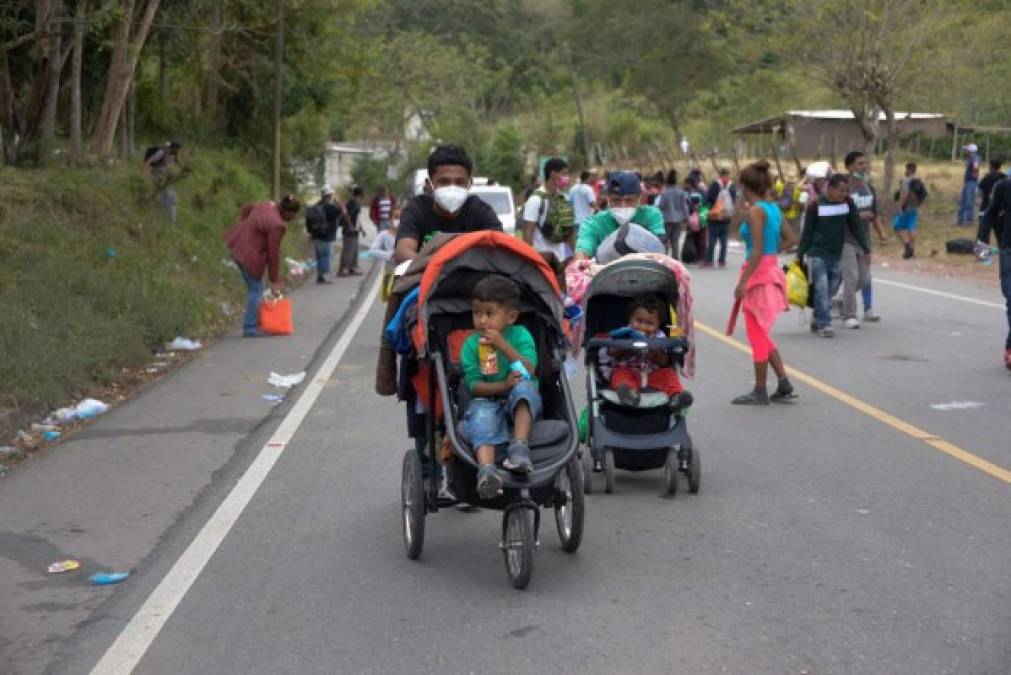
left=89, top=572, right=130, bottom=585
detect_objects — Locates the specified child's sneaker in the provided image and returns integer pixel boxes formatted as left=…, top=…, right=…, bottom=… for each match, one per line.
left=476, top=464, right=503, bottom=500
left=616, top=383, right=640, bottom=407
left=843, top=317, right=860, bottom=329
left=503, top=439, right=533, bottom=474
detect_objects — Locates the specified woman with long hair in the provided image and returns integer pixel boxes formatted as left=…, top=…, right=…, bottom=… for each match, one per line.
left=728, top=161, right=797, bottom=404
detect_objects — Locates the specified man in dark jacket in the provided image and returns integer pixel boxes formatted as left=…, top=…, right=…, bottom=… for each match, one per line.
left=308, top=185, right=344, bottom=284
left=797, top=174, right=870, bottom=338
left=978, top=176, right=1011, bottom=369
left=339, top=185, right=366, bottom=276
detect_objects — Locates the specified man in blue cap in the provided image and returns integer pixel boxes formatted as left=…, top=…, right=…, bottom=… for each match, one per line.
left=573, top=171, right=666, bottom=260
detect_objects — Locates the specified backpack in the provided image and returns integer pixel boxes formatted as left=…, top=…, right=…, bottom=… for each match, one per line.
left=535, top=189, right=575, bottom=244
left=909, top=178, right=928, bottom=203
left=305, top=201, right=327, bottom=238
left=945, top=238, right=974, bottom=254
left=709, top=181, right=735, bottom=221
left=143, top=145, right=162, bottom=161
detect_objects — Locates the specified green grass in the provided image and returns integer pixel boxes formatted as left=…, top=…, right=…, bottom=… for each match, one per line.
left=0, top=149, right=304, bottom=414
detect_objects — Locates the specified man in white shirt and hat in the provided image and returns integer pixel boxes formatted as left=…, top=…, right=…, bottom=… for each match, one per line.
left=958, top=143, right=982, bottom=226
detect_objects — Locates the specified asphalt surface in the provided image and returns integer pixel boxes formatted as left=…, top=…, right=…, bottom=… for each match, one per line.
left=5, top=246, right=1011, bottom=674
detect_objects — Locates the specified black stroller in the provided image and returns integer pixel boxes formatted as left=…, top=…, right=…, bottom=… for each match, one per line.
left=400, top=231, right=583, bottom=589
left=582, top=257, right=701, bottom=495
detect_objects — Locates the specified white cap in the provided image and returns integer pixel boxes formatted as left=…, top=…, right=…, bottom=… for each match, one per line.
left=806, top=161, right=831, bottom=180
left=321, top=185, right=334, bottom=196
left=963, top=143, right=978, bottom=153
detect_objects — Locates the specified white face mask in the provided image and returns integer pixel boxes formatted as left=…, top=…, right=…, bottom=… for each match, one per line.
left=611, top=206, right=636, bottom=225
left=433, top=185, right=468, bottom=214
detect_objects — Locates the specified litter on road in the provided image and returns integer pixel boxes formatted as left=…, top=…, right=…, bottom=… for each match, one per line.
left=0, top=446, right=16, bottom=457
left=89, top=572, right=130, bottom=585
left=262, top=393, right=284, bottom=404
left=43, top=431, right=61, bottom=441
left=930, top=400, right=984, bottom=411
left=166, top=336, right=202, bottom=351
left=267, top=371, right=306, bottom=388
left=47, top=560, right=80, bottom=574
left=74, top=399, right=108, bottom=419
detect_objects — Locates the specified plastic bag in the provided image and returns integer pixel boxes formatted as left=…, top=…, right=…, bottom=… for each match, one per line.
left=785, top=261, right=808, bottom=308
left=259, top=296, right=293, bottom=335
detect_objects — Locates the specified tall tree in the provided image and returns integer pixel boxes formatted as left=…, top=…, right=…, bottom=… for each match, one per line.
left=67, top=0, right=85, bottom=162
left=90, top=0, right=160, bottom=157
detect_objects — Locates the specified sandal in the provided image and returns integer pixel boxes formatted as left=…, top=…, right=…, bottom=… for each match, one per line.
left=731, top=390, right=770, bottom=405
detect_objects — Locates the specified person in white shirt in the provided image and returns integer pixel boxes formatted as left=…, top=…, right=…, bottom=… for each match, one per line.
left=569, top=169, right=597, bottom=227
left=522, top=157, right=575, bottom=263
left=369, top=207, right=399, bottom=300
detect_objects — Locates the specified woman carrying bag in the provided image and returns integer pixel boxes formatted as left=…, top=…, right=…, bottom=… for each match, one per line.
left=726, top=161, right=798, bottom=405
left=224, top=194, right=301, bottom=337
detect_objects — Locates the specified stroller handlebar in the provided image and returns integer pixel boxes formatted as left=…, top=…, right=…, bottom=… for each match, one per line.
left=586, top=336, right=688, bottom=353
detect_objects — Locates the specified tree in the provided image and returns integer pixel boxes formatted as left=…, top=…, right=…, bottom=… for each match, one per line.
left=787, top=0, right=953, bottom=212
left=90, top=0, right=160, bottom=157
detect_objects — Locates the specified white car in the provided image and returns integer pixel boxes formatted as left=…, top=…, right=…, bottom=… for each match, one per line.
left=469, top=184, right=516, bottom=234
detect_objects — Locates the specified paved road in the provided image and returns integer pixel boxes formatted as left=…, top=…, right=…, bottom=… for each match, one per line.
left=12, top=252, right=1011, bottom=674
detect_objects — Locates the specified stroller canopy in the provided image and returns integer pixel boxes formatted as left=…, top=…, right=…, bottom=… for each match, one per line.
left=582, top=258, right=681, bottom=345
left=411, top=231, right=564, bottom=354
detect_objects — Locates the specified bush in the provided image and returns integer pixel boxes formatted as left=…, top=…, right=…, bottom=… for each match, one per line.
left=0, top=148, right=291, bottom=412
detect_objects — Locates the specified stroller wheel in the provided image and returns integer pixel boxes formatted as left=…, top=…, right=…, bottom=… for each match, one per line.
left=581, top=448, right=594, bottom=495
left=555, top=457, right=584, bottom=553
left=664, top=448, right=679, bottom=496
left=603, top=448, right=615, bottom=494
left=401, top=450, right=426, bottom=560
left=502, top=507, right=536, bottom=589
left=687, top=440, right=702, bottom=494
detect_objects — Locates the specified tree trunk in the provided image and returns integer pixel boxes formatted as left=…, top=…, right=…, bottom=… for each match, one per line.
left=90, top=0, right=161, bottom=157
left=881, top=105, right=899, bottom=220
left=852, top=106, right=880, bottom=162
left=271, top=0, right=283, bottom=200
left=205, top=4, right=223, bottom=121
left=22, top=0, right=60, bottom=149
left=0, top=49, right=18, bottom=164
left=68, top=0, right=86, bottom=162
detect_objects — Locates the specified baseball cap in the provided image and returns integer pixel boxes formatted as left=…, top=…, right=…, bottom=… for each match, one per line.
left=606, top=171, right=642, bottom=196
left=321, top=185, right=334, bottom=196
left=963, top=143, right=978, bottom=153
left=717, top=160, right=731, bottom=173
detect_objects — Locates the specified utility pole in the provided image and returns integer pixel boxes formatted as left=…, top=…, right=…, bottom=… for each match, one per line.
left=564, top=46, right=592, bottom=167
left=272, top=0, right=284, bottom=200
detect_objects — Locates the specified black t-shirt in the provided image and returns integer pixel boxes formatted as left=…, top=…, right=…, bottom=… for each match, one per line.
left=980, top=171, right=1007, bottom=210
left=396, top=194, right=502, bottom=246
left=344, top=198, right=361, bottom=237
left=321, top=201, right=341, bottom=241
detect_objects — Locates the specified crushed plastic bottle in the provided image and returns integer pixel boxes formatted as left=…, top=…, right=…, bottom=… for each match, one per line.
left=89, top=571, right=130, bottom=585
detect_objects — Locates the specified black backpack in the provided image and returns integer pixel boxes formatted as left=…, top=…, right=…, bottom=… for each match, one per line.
left=305, top=202, right=327, bottom=238
left=909, top=178, right=928, bottom=203
left=144, top=145, right=162, bottom=161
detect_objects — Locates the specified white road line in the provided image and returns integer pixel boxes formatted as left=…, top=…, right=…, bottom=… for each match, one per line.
left=872, top=278, right=1005, bottom=310
left=724, top=245, right=1004, bottom=309
left=90, top=274, right=382, bottom=675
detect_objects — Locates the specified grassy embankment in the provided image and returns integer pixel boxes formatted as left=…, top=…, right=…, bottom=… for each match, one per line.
left=0, top=150, right=307, bottom=431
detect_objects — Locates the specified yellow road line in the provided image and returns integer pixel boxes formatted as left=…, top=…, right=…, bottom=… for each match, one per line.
left=695, top=321, right=1011, bottom=485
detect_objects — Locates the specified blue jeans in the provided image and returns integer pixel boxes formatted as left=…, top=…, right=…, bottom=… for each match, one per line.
left=463, top=380, right=542, bottom=453
left=313, top=239, right=333, bottom=276
left=862, top=273, right=873, bottom=313
left=958, top=181, right=978, bottom=225
left=237, top=262, right=262, bottom=335
left=809, top=256, right=841, bottom=329
left=704, top=221, right=729, bottom=265
left=1000, top=248, right=1011, bottom=349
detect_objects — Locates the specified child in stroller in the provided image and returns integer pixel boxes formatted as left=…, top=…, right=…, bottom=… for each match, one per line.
left=601, top=293, right=692, bottom=411
left=462, top=275, right=541, bottom=498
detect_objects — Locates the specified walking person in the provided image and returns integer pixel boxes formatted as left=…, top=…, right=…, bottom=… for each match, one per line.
left=797, top=174, right=869, bottom=338
left=978, top=158, right=1006, bottom=217
left=656, top=168, right=690, bottom=259
left=569, top=169, right=598, bottom=231
left=369, top=185, right=397, bottom=233
left=958, top=143, right=982, bottom=226
left=144, top=139, right=184, bottom=223
left=840, top=151, right=885, bottom=327
left=703, top=162, right=737, bottom=268
left=339, top=185, right=366, bottom=276
left=978, top=175, right=1011, bottom=370
left=728, top=161, right=797, bottom=404
left=894, top=162, right=925, bottom=259
left=522, top=157, right=576, bottom=264
left=306, top=185, right=344, bottom=284
left=224, top=195, right=301, bottom=337
left=682, top=176, right=708, bottom=264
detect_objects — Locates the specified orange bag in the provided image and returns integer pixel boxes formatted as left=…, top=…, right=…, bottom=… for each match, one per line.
left=258, top=296, right=293, bottom=335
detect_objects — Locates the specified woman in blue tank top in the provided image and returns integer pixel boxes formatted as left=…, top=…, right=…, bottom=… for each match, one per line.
left=730, top=161, right=798, bottom=405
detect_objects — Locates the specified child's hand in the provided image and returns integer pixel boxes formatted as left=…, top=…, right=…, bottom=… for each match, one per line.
left=506, top=370, right=523, bottom=388
left=482, top=328, right=507, bottom=351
